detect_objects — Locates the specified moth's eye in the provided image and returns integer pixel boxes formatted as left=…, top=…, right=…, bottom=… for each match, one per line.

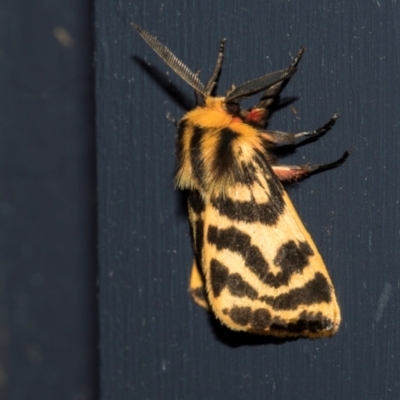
left=226, top=102, right=241, bottom=116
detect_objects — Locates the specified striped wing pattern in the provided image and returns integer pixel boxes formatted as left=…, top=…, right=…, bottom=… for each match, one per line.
left=188, top=159, right=340, bottom=338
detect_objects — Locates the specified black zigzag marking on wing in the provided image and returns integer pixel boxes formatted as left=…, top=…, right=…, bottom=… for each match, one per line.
left=207, top=226, right=313, bottom=288
left=273, top=241, right=314, bottom=273
left=188, top=191, right=206, bottom=270
left=224, top=306, right=272, bottom=330
left=269, top=311, right=334, bottom=334
left=193, top=220, right=204, bottom=266
left=235, top=161, right=258, bottom=185
left=210, top=169, right=284, bottom=225
left=188, top=190, right=206, bottom=214
left=210, top=259, right=229, bottom=298
left=209, top=259, right=259, bottom=300
left=251, top=308, right=272, bottom=330
left=191, top=286, right=208, bottom=304
left=259, top=272, right=332, bottom=310
left=223, top=307, right=334, bottom=333
left=227, top=273, right=258, bottom=300
left=228, top=306, right=252, bottom=326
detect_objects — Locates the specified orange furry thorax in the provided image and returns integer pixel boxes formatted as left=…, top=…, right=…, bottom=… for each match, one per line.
left=175, top=96, right=268, bottom=197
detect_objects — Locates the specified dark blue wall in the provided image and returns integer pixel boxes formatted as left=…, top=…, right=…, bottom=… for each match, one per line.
left=96, top=2, right=400, bottom=399
left=0, top=0, right=97, bottom=399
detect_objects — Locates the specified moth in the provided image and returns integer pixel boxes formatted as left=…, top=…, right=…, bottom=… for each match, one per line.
left=133, top=24, right=348, bottom=338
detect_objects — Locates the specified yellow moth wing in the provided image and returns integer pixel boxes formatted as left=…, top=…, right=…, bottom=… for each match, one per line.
left=191, top=163, right=340, bottom=338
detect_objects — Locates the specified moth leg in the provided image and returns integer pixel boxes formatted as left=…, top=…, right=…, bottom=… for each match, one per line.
left=189, top=260, right=210, bottom=310
left=263, top=113, right=339, bottom=145
left=294, top=112, right=339, bottom=141
left=272, top=151, right=349, bottom=182
left=255, top=47, right=305, bottom=112
left=195, top=39, right=226, bottom=104
left=205, top=38, right=226, bottom=95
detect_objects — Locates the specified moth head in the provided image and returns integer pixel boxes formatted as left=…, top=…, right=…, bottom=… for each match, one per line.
left=133, top=24, right=298, bottom=111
